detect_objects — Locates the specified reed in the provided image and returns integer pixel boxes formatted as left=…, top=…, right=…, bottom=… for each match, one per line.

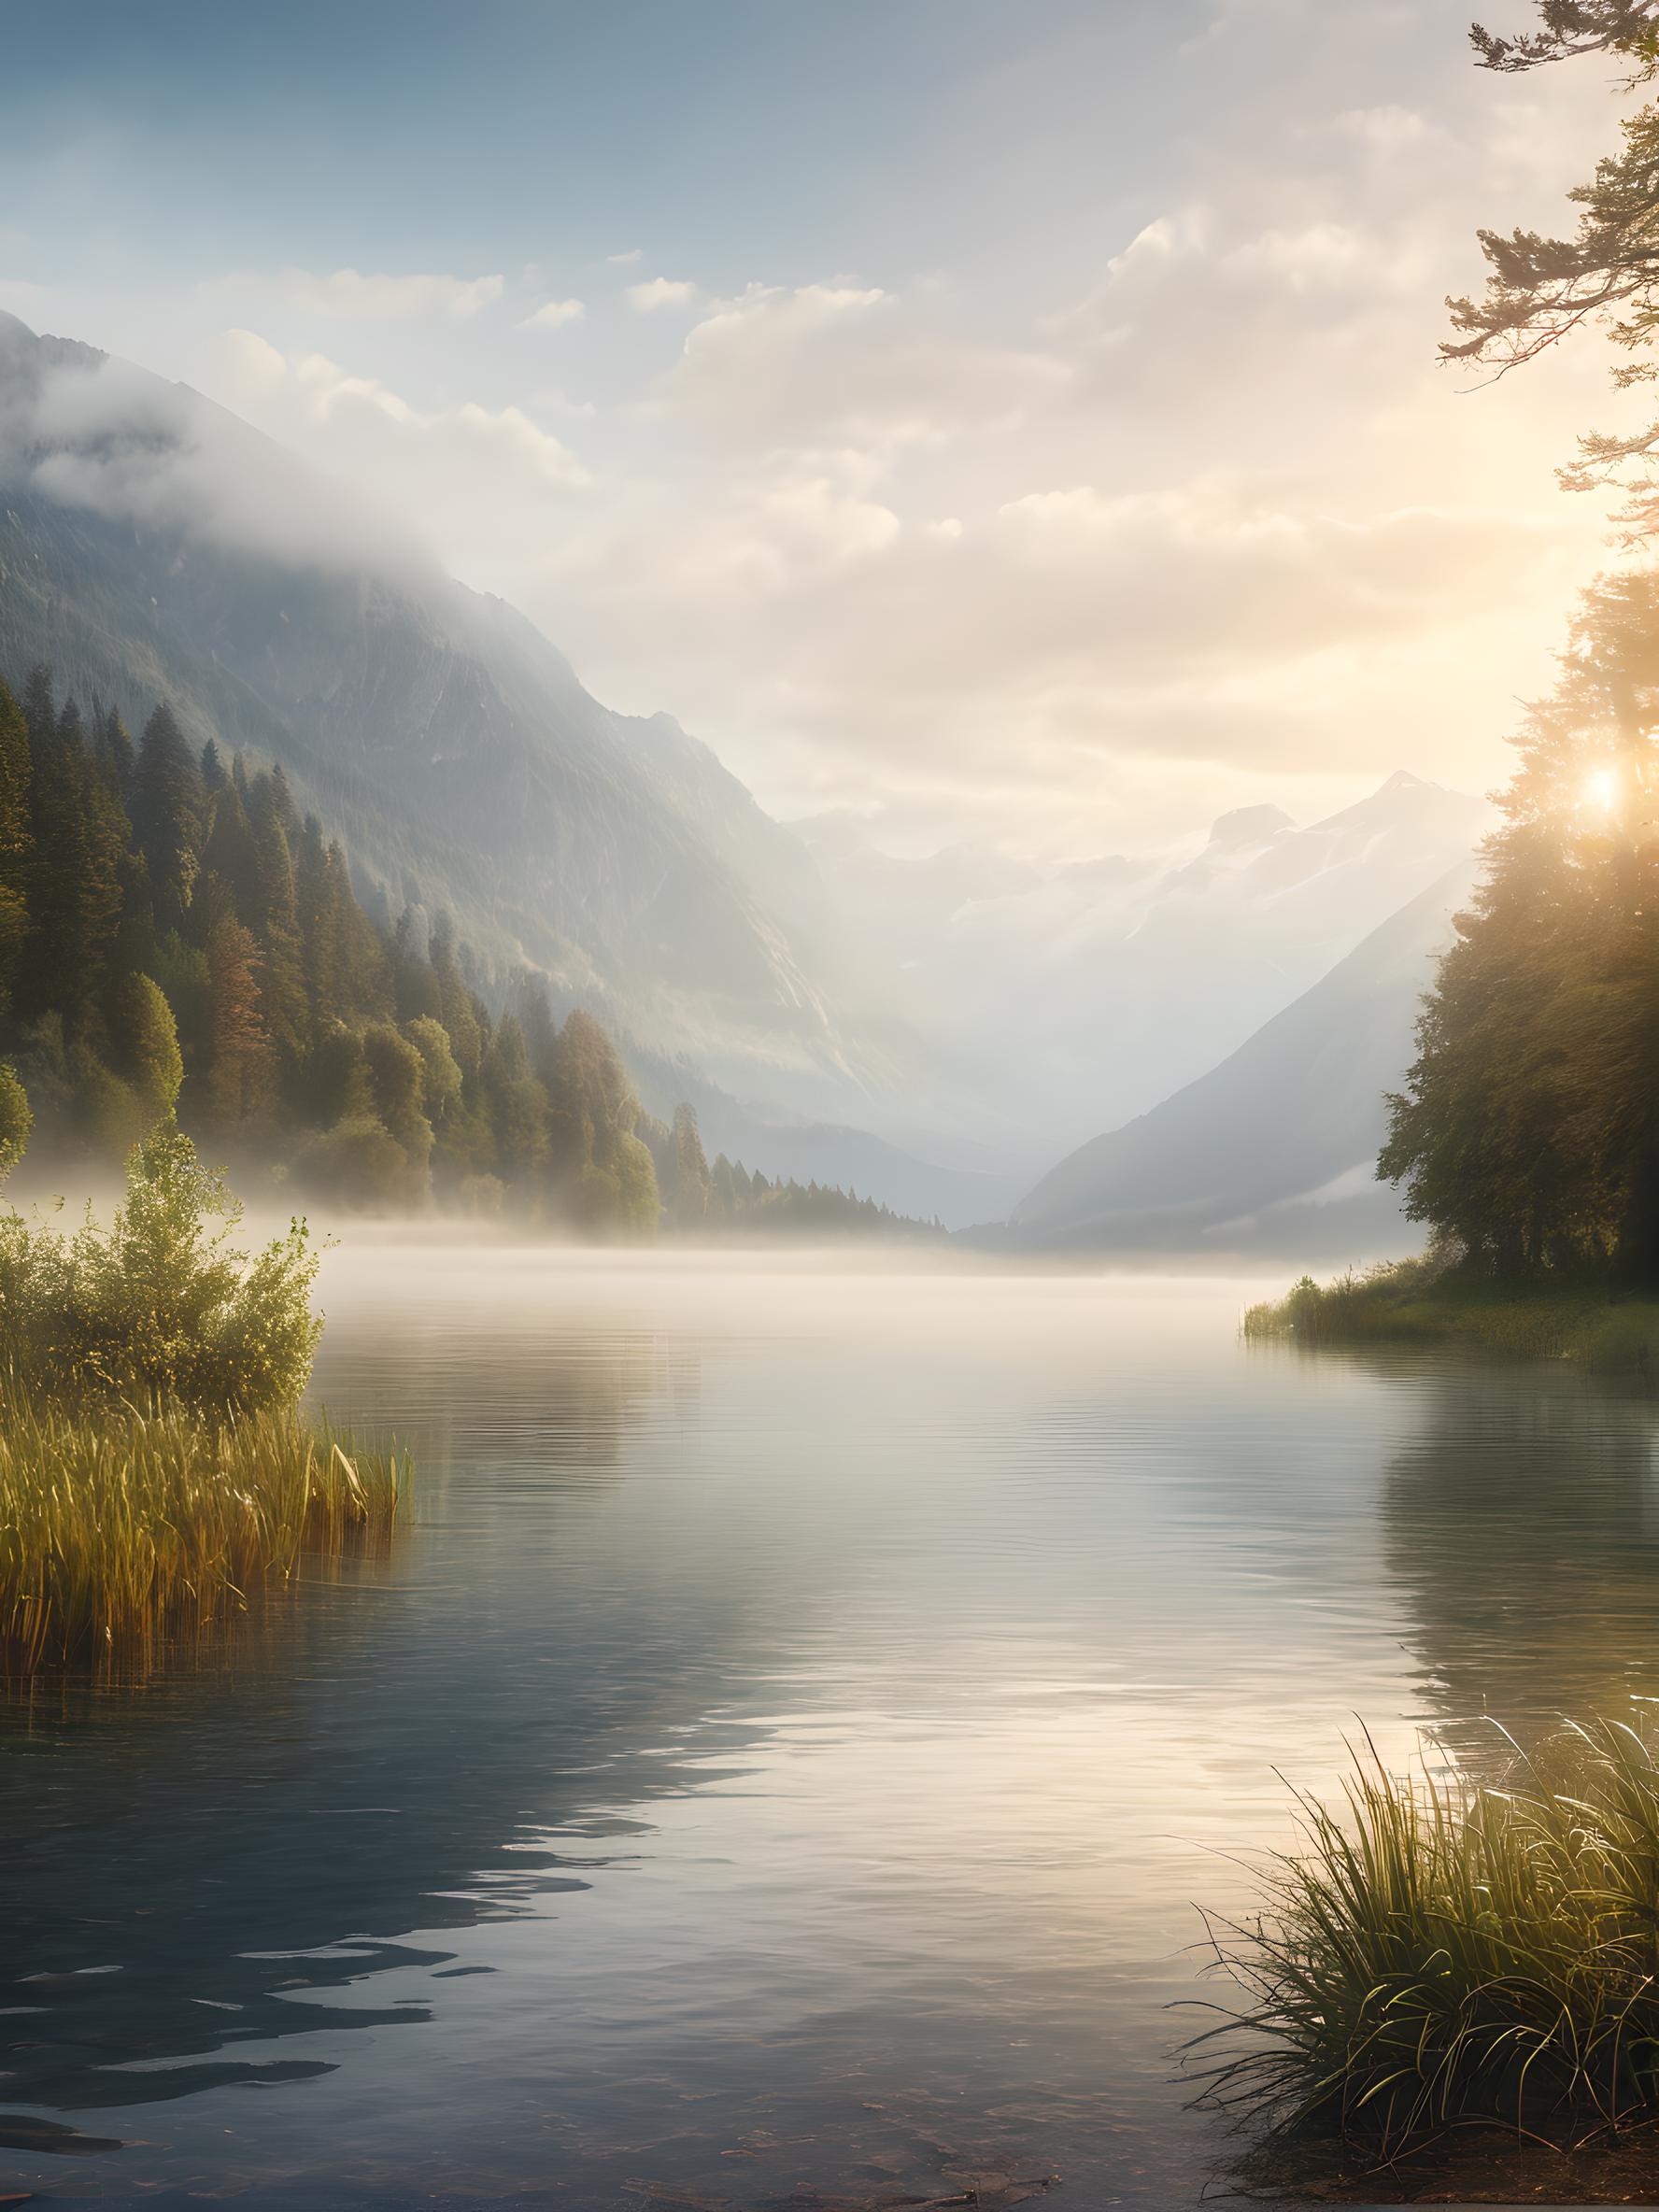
left=0, top=1373, right=402, bottom=1677
left=1243, top=1257, right=1659, bottom=1371
left=1188, top=1722, right=1659, bottom=2157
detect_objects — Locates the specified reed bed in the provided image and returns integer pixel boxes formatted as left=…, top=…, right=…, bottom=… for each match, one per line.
left=1243, top=1259, right=1659, bottom=1371
left=0, top=1378, right=402, bottom=1677
left=1187, top=1722, right=1659, bottom=2158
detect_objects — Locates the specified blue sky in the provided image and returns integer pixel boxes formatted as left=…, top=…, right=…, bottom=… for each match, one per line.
left=0, top=1, right=1631, bottom=854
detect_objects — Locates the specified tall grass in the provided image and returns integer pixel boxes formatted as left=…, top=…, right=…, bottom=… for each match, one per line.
left=1243, top=1255, right=1659, bottom=1370
left=1188, top=1722, right=1659, bottom=2156
left=0, top=1372, right=402, bottom=1678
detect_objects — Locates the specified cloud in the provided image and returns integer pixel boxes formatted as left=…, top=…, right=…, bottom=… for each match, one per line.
left=38, top=0, right=1622, bottom=858
left=243, top=266, right=505, bottom=319
left=517, top=297, right=586, bottom=332
left=205, top=331, right=593, bottom=588
left=626, top=276, right=699, bottom=311
left=2, top=347, right=417, bottom=575
left=663, top=281, right=1070, bottom=450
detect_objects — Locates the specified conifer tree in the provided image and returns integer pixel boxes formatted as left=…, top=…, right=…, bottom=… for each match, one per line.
left=670, top=1101, right=711, bottom=1227
left=202, top=896, right=274, bottom=1129
left=17, top=693, right=126, bottom=1038
left=133, top=703, right=206, bottom=938
left=0, top=679, right=30, bottom=1013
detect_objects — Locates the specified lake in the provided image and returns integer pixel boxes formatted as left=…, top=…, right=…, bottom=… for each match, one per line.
left=4, top=1244, right=1657, bottom=2209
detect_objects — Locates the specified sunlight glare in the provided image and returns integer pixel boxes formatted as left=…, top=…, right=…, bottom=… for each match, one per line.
left=1584, top=766, right=1620, bottom=811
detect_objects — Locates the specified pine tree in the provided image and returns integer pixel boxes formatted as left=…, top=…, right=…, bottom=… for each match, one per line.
left=246, top=776, right=307, bottom=1059
left=0, top=678, right=31, bottom=1013
left=670, top=1101, right=711, bottom=1227
left=95, top=706, right=135, bottom=801
left=16, top=693, right=127, bottom=1038
left=133, top=703, right=206, bottom=938
left=202, top=896, right=274, bottom=1129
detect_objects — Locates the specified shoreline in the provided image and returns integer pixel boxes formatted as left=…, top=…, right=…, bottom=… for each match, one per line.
left=1244, top=1260, right=1659, bottom=1374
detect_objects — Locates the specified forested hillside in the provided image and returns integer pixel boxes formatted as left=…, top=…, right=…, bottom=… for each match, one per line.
left=0, top=662, right=664, bottom=1228
left=0, top=660, right=952, bottom=1244
left=0, top=312, right=879, bottom=1133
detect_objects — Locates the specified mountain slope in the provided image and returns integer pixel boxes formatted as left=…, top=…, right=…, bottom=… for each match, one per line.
left=1007, top=862, right=1475, bottom=1257
left=0, top=312, right=881, bottom=1124
left=801, top=775, right=1489, bottom=1152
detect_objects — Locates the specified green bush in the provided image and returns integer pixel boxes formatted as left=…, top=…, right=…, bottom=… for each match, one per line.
left=0, top=1124, right=321, bottom=1412
left=1189, top=1722, right=1659, bottom=2154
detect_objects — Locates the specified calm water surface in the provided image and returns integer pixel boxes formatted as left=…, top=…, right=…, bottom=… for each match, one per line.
left=5, top=1246, right=1659, bottom=2208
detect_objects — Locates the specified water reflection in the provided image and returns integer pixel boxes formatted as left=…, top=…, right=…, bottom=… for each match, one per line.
left=7, top=1255, right=1659, bottom=2208
left=1372, top=1354, right=1659, bottom=1743
left=0, top=1259, right=927, bottom=2194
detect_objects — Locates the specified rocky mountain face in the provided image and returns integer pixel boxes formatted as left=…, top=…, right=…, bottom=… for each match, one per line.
left=1005, top=862, right=1477, bottom=1258
left=0, top=312, right=1487, bottom=1239
left=0, top=312, right=892, bottom=1132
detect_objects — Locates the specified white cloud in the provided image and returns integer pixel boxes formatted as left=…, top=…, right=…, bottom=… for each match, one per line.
left=199, top=333, right=594, bottom=587
left=517, top=297, right=586, bottom=332
left=626, top=276, right=699, bottom=312
left=249, top=266, right=505, bottom=319
left=44, top=0, right=1622, bottom=859
left=664, top=281, right=1069, bottom=450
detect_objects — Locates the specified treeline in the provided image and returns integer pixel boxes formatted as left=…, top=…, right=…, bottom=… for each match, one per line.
left=0, top=664, right=658, bottom=1228
left=0, top=663, right=943, bottom=1243
left=1382, top=571, right=1659, bottom=1285
left=647, top=1102, right=946, bottom=1241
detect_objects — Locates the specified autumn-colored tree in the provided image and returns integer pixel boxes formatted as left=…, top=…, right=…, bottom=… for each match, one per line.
left=203, top=895, right=275, bottom=1130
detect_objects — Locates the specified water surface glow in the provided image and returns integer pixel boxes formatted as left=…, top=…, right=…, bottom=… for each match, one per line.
left=4, top=1246, right=1655, bottom=2207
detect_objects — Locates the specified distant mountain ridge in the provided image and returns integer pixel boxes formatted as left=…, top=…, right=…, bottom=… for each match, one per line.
left=1006, top=861, right=1477, bottom=1258
left=0, top=311, right=883, bottom=1132
left=0, top=312, right=1484, bottom=1238
left=800, top=775, right=1490, bottom=1154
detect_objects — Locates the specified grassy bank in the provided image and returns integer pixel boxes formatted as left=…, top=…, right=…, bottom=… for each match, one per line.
left=1243, top=1252, right=1659, bottom=1372
left=0, top=1127, right=404, bottom=1677
left=0, top=1377, right=402, bottom=1676
left=1189, top=1722, right=1659, bottom=2166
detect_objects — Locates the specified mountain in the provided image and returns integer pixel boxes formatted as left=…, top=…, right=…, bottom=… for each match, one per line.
left=800, top=774, right=1489, bottom=1155
left=0, top=312, right=900, bottom=1135
left=1005, top=862, right=1476, bottom=1258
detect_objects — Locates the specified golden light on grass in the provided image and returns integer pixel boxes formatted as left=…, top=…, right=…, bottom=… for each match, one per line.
left=0, top=1372, right=403, bottom=1679
left=1187, top=1720, right=1659, bottom=2156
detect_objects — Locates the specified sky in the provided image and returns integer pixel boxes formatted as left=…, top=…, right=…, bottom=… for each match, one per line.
left=0, top=0, right=1638, bottom=858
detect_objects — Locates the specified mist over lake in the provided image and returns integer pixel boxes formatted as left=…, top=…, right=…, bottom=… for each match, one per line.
left=1, top=1241, right=1650, bottom=2206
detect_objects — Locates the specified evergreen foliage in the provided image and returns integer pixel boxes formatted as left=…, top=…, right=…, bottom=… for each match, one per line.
left=641, top=1102, right=947, bottom=1242
left=1447, top=2, right=1659, bottom=529
left=0, top=664, right=660, bottom=1234
left=1381, top=571, right=1659, bottom=1282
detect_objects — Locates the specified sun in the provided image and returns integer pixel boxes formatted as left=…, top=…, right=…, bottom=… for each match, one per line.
left=1583, top=766, right=1620, bottom=811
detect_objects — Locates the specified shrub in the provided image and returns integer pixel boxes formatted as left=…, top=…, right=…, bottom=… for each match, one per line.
left=0, top=1058, right=29, bottom=1175
left=0, top=1124, right=321, bottom=1412
left=1188, top=1722, right=1659, bottom=2155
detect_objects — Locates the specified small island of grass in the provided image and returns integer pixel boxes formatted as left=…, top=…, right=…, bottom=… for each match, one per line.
left=0, top=1125, right=401, bottom=1677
